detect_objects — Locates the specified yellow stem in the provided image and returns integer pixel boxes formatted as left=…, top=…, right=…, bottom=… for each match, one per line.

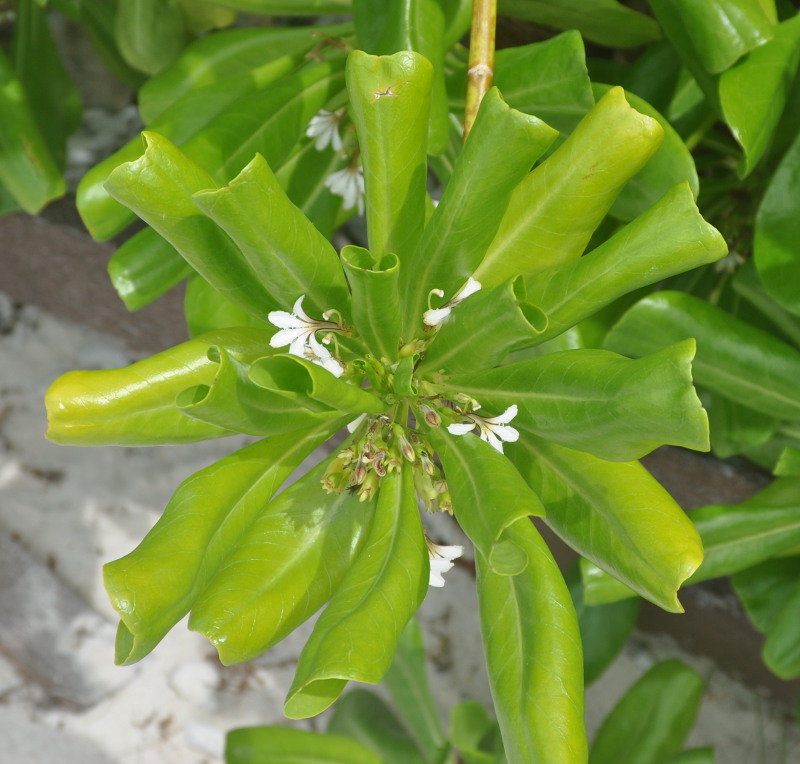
left=463, top=0, right=497, bottom=142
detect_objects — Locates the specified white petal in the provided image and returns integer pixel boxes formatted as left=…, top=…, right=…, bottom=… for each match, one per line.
left=495, top=425, right=519, bottom=443
left=269, top=326, right=306, bottom=348
left=423, top=306, right=452, bottom=327
left=307, top=331, right=332, bottom=359
left=447, top=422, right=476, bottom=436
left=314, top=131, right=330, bottom=151
left=428, top=562, right=448, bottom=587
left=488, top=404, right=518, bottom=425
left=319, top=355, right=345, bottom=378
left=494, top=424, right=519, bottom=443
left=267, top=309, right=302, bottom=330
left=288, top=333, right=308, bottom=358
left=481, top=429, right=505, bottom=453
left=430, top=543, right=463, bottom=561
left=346, top=413, right=367, bottom=433
left=330, top=129, right=343, bottom=152
left=292, top=295, right=312, bottom=322
left=455, top=277, right=482, bottom=301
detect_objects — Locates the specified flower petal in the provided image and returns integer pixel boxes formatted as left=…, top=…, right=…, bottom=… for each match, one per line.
left=481, top=428, right=505, bottom=453
left=346, top=413, right=367, bottom=433
left=270, top=326, right=306, bottom=348
left=267, top=309, right=301, bottom=330
left=447, top=422, right=476, bottom=436
left=455, top=277, right=482, bottom=302
left=495, top=425, right=519, bottom=443
left=292, top=294, right=312, bottom=322
left=487, top=404, right=518, bottom=425
left=423, top=306, right=452, bottom=327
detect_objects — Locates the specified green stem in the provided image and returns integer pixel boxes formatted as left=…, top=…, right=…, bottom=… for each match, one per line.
left=463, top=0, right=497, bottom=141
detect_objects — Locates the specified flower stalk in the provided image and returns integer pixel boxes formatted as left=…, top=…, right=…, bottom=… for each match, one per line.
left=463, top=0, right=497, bottom=141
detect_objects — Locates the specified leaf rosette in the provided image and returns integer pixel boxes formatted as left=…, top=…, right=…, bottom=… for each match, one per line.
left=46, top=48, right=726, bottom=751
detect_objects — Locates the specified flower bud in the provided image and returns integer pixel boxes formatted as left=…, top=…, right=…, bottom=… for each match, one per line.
left=358, top=471, right=379, bottom=502
left=421, top=405, right=442, bottom=427
left=351, top=462, right=367, bottom=486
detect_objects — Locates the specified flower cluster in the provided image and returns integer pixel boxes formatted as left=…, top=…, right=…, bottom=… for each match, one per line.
left=266, top=275, right=516, bottom=589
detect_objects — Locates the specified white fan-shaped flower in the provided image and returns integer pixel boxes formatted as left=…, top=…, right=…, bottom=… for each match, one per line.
left=306, top=108, right=345, bottom=152
left=426, top=537, right=463, bottom=587
left=325, top=164, right=365, bottom=215
left=447, top=404, right=520, bottom=454
left=268, top=295, right=344, bottom=377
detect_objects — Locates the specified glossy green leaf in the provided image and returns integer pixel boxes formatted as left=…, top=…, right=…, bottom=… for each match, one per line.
left=353, top=0, right=448, bottom=153
left=705, top=391, right=777, bottom=458
left=12, top=0, right=82, bottom=167
left=420, top=280, right=547, bottom=376
left=346, top=50, right=432, bottom=261
left=327, top=689, right=428, bottom=764
left=108, top=228, right=192, bottom=311
left=189, top=457, right=374, bottom=664
left=732, top=261, right=800, bottom=347
left=79, top=66, right=290, bottom=239
left=0, top=47, right=65, bottom=213
left=383, top=619, right=448, bottom=762
left=475, top=87, right=663, bottom=286
left=511, top=434, right=702, bottom=613
left=589, top=659, right=704, bottom=764
left=226, top=726, right=382, bottom=764
left=104, top=132, right=279, bottom=321
left=275, top=137, right=347, bottom=239
left=194, top=153, right=350, bottom=316
left=591, top=86, right=699, bottom=222
left=498, top=0, right=660, bottom=48
left=649, top=0, right=774, bottom=74
left=492, top=31, right=593, bottom=134
left=179, top=54, right=347, bottom=181
left=79, top=56, right=346, bottom=241
left=78, top=0, right=148, bottom=89
left=754, top=130, right=800, bottom=316
left=605, top=291, right=800, bottom=423
left=176, top=347, right=348, bottom=435
left=114, top=0, right=190, bottom=76
left=565, top=564, right=640, bottom=686
left=285, top=468, right=427, bottom=718
left=105, top=425, right=337, bottom=664
left=732, top=555, right=800, bottom=678
left=450, top=701, right=504, bottom=764
left=476, top=519, right=587, bottom=763
left=403, top=87, right=558, bottom=335
left=341, top=246, right=401, bottom=361
left=444, top=341, right=709, bottom=462
left=776, top=447, right=800, bottom=476
left=430, top=427, right=545, bottom=576
left=524, top=183, right=725, bottom=344
left=184, top=272, right=271, bottom=337
left=138, top=22, right=349, bottom=122
left=622, top=42, right=683, bottom=115
left=45, top=328, right=271, bottom=446
left=718, top=14, right=800, bottom=176
left=732, top=556, right=800, bottom=633
left=250, top=355, right=388, bottom=416
left=581, top=559, right=638, bottom=606
left=688, top=478, right=800, bottom=583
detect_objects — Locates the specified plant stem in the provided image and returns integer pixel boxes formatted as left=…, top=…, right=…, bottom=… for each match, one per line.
left=463, top=0, right=497, bottom=141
